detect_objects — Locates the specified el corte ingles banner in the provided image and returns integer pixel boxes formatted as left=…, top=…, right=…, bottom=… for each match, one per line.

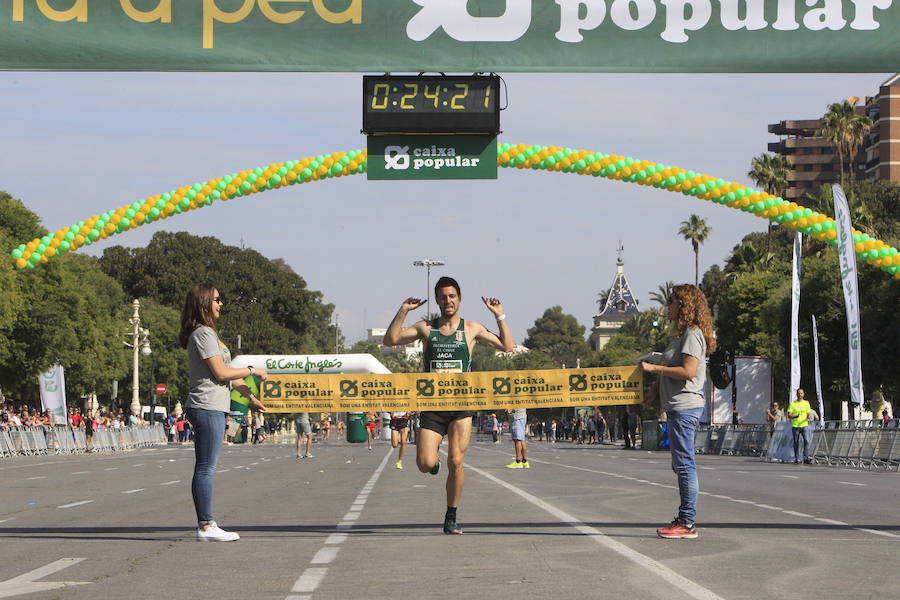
left=1, top=1, right=896, bottom=72
left=259, top=366, right=643, bottom=412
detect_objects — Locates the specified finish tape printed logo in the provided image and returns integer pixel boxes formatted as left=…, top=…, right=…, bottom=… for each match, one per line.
left=258, top=366, right=642, bottom=412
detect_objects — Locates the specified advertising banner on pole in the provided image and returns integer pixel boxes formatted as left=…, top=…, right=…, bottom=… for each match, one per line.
left=811, top=315, right=825, bottom=420
left=0, top=2, right=896, bottom=72
left=790, top=232, right=802, bottom=405
left=258, top=365, right=643, bottom=412
left=833, top=184, right=864, bottom=405
left=38, top=364, right=67, bottom=425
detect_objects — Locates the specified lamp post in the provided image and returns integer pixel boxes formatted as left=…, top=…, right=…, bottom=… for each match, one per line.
left=127, top=299, right=151, bottom=419
left=413, top=259, right=445, bottom=319
left=334, top=312, right=340, bottom=354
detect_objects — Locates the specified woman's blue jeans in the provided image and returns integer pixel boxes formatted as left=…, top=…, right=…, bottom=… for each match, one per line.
left=668, top=407, right=703, bottom=525
left=186, top=407, right=226, bottom=525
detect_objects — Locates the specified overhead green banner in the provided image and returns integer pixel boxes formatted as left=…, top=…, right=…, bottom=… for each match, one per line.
left=1, top=1, right=896, bottom=72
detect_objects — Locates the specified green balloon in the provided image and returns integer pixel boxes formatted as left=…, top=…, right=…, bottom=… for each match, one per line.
left=11, top=248, right=22, bottom=259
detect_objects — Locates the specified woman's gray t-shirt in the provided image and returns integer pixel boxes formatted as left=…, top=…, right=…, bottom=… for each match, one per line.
left=187, top=326, right=232, bottom=412
left=659, top=327, right=707, bottom=413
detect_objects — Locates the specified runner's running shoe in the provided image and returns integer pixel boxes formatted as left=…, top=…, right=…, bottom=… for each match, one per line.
left=429, top=459, right=441, bottom=475
left=197, top=523, right=240, bottom=542
left=395, top=461, right=403, bottom=469
left=443, top=518, right=463, bottom=535
left=505, top=461, right=522, bottom=468
left=521, top=461, right=530, bottom=468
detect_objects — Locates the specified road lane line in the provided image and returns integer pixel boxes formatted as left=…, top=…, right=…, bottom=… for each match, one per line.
left=310, top=547, right=340, bottom=565
left=58, top=500, right=94, bottom=509
left=290, top=568, right=327, bottom=593
left=780, top=475, right=799, bottom=479
left=103, top=467, right=118, bottom=471
left=468, top=463, right=725, bottom=600
left=284, top=449, right=392, bottom=600
left=27, top=476, right=47, bottom=480
left=71, top=472, right=89, bottom=475
left=121, top=489, right=145, bottom=494
left=837, top=481, right=866, bottom=486
left=160, top=480, right=180, bottom=486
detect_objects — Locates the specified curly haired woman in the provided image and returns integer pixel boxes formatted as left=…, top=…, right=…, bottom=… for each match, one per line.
left=640, top=284, right=716, bottom=539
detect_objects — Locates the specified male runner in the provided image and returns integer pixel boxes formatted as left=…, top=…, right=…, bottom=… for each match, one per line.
left=505, top=408, right=529, bottom=468
left=390, top=411, right=410, bottom=469
left=295, top=412, right=313, bottom=458
left=384, top=276, right=514, bottom=534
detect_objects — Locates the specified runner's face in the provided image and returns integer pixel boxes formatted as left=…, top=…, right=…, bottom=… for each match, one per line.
left=436, top=286, right=460, bottom=317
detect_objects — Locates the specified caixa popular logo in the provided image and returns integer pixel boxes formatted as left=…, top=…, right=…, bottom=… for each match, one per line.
left=384, top=144, right=481, bottom=172
left=384, top=145, right=410, bottom=170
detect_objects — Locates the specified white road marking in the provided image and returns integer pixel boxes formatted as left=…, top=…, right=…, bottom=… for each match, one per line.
left=283, top=449, right=393, bottom=600
left=58, top=500, right=94, bottom=509
left=218, top=469, right=230, bottom=473
left=121, top=489, right=144, bottom=494
left=837, top=481, right=866, bottom=486
left=26, top=476, right=47, bottom=480
left=735, top=471, right=749, bottom=474
left=310, top=547, right=340, bottom=565
left=290, top=569, right=327, bottom=593
left=468, top=463, right=725, bottom=600
left=160, top=480, right=180, bottom=486
left=0, top=557, right=89, bottom=598
left=133, top=464, right=144, bottom=467
left=71, top=472, right=89, bottom=475
left=780, top=475, right=799, bottom=479
left=783, top=510, right=812, bottom=518
left=103, top=468, right=118, bottom=471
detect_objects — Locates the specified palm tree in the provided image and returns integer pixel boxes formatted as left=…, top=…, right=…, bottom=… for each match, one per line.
left=748, top=153, right=789, bottom=250
left=648, top=281, right=675, bottom=307
left=727, top=241, right=774, bottom=274
left=678, top=215, right=713, bottom=286
left=818, top=100, right=873, bottom=190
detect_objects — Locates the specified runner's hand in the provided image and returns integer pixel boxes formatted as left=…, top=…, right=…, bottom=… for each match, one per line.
left=482, top=297, right=504, bottom=317
left=401, top=298, right=426, bottom=312
left=250, top=396, right=267, bottom=412
left=253, top=367, right=268, bottom=381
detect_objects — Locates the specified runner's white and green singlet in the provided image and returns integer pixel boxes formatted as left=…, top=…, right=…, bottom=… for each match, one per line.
left=424, top=319, right=471, bottom=373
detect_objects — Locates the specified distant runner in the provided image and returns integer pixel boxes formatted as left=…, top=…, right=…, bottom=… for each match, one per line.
left=384, top=276, right=514, bottom=534
left=390, top=411, right=410, bottom=469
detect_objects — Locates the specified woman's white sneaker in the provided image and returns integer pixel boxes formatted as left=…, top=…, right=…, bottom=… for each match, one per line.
left=197, top=523, right=240, bottom=542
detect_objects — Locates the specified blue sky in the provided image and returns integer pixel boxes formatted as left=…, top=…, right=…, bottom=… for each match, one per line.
left=0, top=72, right=890, bottom=347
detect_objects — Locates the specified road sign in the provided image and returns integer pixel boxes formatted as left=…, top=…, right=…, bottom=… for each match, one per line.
left=154, top=384, right=167, bottom=395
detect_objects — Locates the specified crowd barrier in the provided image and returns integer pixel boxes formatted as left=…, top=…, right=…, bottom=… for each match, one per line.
left=0, top=424, right=167, bottom=458
left=642, top=419, right=900, bottom=471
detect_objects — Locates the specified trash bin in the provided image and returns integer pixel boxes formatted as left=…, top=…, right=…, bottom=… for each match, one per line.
left=347, top=412, right=366, bottom=443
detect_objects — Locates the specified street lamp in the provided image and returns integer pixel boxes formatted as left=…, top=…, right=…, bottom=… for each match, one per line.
left=413, top=259, right=445, bottom=319
left=333, top=312, right=340, bottom=354
left=126, top=299, right=151, bottom=419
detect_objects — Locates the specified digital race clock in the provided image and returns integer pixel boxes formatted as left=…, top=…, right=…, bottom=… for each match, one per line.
left=362, top=75, right=500, bottom=135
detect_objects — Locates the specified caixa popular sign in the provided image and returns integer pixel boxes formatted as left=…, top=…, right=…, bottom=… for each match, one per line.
left=368, top=136, right=497, bottom=181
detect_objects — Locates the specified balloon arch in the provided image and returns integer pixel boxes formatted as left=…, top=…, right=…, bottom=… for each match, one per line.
left=9, top=143, right=900, bottom=279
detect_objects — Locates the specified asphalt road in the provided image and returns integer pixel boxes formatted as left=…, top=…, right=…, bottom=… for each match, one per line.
left=1, top=435, right=898, bottom=600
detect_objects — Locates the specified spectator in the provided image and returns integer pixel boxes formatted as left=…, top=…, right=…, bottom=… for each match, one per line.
left=786, top=388, right=813, bottom=465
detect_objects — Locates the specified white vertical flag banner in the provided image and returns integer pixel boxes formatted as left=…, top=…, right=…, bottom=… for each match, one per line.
left=39, top=364, right=67, bottom=424
left=789, top=232, right=802, bottom=405
left=811, top=315, right=825, bottom=422
left=832, top=184, right=864, bottom=405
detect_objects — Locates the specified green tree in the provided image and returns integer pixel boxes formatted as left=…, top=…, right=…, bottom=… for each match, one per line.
left=524, top=306, right=592, bottom=367
left=818, top=100, right=873, bottom=190
left=678, top=214, right=713, bottom=286
left=747, top=153, right=789, bottom=250
left=648, top=281, right=675, bottom=308
left=100, top=231, right=336, bottom=355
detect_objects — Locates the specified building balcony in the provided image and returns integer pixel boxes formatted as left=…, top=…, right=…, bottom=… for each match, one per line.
left=768, top=120, right=822, bottom=136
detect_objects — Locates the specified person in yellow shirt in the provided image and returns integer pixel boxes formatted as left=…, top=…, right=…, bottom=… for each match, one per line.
left=786, top=389, right=813, bottom=464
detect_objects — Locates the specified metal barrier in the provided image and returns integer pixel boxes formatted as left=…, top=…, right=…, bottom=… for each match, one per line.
left=641, top=419, right=900, bottom=471
left=0, top=424, right=166, bottom=458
